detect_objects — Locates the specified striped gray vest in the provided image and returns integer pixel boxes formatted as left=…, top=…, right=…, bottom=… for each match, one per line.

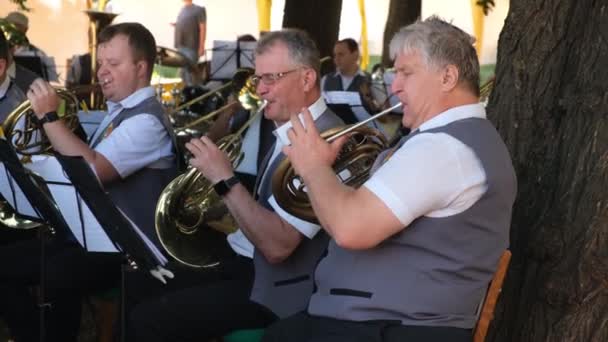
left=250, top=108, right=344, bottom=318
left=93, top=96, right=177, bottom=249
left=308, top=117, right=517, bottom=329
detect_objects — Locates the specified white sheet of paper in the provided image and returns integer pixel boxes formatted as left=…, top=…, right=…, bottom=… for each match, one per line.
left=0, top=164, right=40, bottom=218
left=25, top=156, right=119, bottom=253
left=322, top=91, right=362, bottom=106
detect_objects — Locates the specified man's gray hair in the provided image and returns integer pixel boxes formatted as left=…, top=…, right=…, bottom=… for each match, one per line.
left=389, top=16, right=480, bottom=95
left=255, top=28, right=321, bottom=76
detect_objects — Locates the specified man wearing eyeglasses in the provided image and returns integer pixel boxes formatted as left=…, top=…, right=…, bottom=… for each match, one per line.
left=127, top=29, right=343, bottom=342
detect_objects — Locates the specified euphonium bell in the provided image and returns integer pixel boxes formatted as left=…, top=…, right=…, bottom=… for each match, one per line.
left=155, top=77, right=268, bottom=268
left=271, top=103, right=403, bottom=223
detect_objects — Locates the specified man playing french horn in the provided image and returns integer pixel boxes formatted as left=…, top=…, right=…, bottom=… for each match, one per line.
left=262, top=17, right=517, bottom=342
left=127, top=29, right=344, bottom=341
left=0, top=22, right=176, bottom=342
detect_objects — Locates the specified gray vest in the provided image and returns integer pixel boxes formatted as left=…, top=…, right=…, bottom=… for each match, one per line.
left=250, top=108, right=344, bottom=318
left=95, top=96, right=177, bottom=249
left=308, top=117, right=517, bottom=329
left=323, top=72, right=368, bottom=92
left=0, top=81, right=25, bottom=122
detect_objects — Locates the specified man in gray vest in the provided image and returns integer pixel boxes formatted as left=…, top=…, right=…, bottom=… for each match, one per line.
left=322, top=38, right=370, bottom=92
left=127, top=29, right=343, bottom=342
left=0, top=29, right=25, bottom=121
left=263, top=16, right=517, bottom=342
left=0, top=22, right=176, bottom=342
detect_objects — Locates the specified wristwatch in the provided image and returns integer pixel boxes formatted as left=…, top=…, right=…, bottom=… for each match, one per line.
left=213, top=176, right=240, bottom=196
left=37, top=111, right=60, bottom=126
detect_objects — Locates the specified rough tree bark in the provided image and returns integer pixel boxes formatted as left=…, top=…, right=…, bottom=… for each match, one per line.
left=486, top=0, right=608, bottom=341
left=282, top=0, right=342, bottom=60
left=381, top=0, right=421, bottom=67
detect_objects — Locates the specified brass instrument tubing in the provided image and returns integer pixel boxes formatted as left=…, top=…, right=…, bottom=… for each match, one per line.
left=326, top=103, right=402, bottom=143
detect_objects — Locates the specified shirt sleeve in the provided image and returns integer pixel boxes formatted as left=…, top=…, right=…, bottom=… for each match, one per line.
left=94, top=114, right=172, bottom=179
left=363, top=132, right=487, bottom=227
left=268, top=195, right=322, bottom=239
left=199, top=7, right=207, bottom=23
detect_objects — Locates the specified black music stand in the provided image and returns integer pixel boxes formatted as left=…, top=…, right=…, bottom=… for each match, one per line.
left=0, top=139, right=73, bottom=342
left=208, top=39, right=256, bottom=81
left=327, top=103, right=360, bottom=125
left=14, top=55, right=48, bottom=80
left=55, top=154, right=167, bottom=342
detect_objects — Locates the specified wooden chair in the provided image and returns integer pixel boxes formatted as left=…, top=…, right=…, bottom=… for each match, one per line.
left=472, top=250, right=512, bottom=342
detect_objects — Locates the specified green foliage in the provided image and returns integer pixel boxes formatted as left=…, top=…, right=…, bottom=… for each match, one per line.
left=9, top=0, right=30, bottom=11
left=476, top=0, right=495, bottom=15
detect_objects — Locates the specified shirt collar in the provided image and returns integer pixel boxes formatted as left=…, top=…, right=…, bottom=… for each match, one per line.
left=8, top=62, right=16, bottom=79
left=273, top=96, right=327, bottom=146
left=0, top=76, right=10, bottom=99
left=106, top=86, right=155, bottom=115
left=418, top=103, right=486, bottom=132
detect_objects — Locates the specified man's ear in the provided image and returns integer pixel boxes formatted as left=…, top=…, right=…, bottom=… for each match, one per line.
left=136, top=60, right=148, bottom=79
left=441, top=64, right=459, bottom=92
left=302, top=68, right=317, bottom=92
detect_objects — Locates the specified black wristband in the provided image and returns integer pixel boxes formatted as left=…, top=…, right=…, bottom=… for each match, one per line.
left=37, top=111, right=60, bottom=126
left=213, top=176, right=240, bottom=196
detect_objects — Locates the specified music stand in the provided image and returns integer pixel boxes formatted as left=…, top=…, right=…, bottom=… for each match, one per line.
left=14, top=55, right=49, bottom=80
left=326, top=103, right=359, bottom=125
left=208, top=39, right=256, bottom=81
left=55, top=154, right=168, bottom=342
left=0, top=139, right=73, bottom=342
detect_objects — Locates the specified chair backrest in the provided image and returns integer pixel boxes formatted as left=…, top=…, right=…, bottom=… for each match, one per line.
left=472, top=250, right=512, bottom=342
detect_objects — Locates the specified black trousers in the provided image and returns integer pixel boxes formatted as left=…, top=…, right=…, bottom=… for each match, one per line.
left=262, top=312, right=473, bottom=342
left=0, top=236, right=121, bottom=342
left=127, top=249, right=277, bottom=342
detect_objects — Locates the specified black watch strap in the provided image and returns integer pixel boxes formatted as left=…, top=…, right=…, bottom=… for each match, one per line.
left=38, top=111, right=60, bottom=126
left=213, top=176, right=240, bottom=196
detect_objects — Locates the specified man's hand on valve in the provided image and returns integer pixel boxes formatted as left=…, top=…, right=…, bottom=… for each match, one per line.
left=282, top=107, right=349, bottom=179
left=185, top=136, right=234, bottom=184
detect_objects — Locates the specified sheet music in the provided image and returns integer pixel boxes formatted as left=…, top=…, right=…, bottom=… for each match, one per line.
left=25, top=156, right=119, bottom=253
left=322, top=91, right=362, bottom=106
left=322, top=91, right=386, bottom=135
left=0, top=164, right=40, bottom=218
left=209, top=40, right=256, bottom=80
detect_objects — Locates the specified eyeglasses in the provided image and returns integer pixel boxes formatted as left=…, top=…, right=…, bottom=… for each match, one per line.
left=251, top=68, right=301, bottom=86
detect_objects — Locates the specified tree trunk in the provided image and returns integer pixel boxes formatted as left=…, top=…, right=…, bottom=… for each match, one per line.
left=282, top=0, right=342, bottom=60
left=381, top=0, right=421, bottom=67
left=486, top=0, right=608, bottom=341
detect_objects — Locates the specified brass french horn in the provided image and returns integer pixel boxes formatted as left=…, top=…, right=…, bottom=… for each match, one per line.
left=3, top=88, right=82, bottom=157
left=0, top=88, right=82, bottom=230
left=155, top=76, right=268, bottom=268
left=272, top=103, right=403, bottom=223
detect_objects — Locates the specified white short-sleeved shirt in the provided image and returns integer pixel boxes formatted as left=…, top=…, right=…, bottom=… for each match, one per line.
left=364, top=103, right=488, bottom=227
left=91, top=86, right=174, bottom=179
left=227, top=97, right=328, bottom=258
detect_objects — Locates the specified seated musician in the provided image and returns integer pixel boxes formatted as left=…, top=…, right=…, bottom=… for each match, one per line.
left=0, top=22, right=176, bottom=342
left=262, top=17, right=517, bottom=342
left=0, top=30, right=24, bottom=119
left=321, top=38, right=370, bottom=92
left=127, top=29, right=344, bottom=342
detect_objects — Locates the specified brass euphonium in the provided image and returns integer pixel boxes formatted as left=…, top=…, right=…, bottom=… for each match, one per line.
left=272, top=103, right=403, bottom=223
left=155, top=77, right=268, bottom=268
